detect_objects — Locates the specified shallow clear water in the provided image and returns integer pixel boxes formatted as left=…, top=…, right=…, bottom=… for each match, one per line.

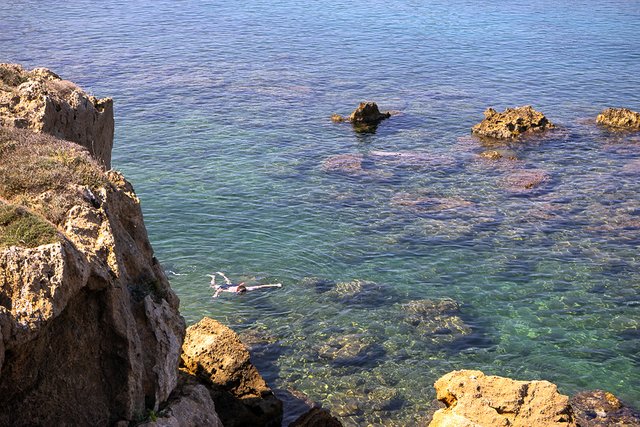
left=3, top=1, right=640, bottom=424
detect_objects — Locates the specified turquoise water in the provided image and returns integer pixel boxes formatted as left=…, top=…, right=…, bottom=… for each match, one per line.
left=3, top=1, right=640, bottom=424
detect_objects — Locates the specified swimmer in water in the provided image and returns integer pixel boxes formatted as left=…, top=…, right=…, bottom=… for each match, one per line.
left=209, top=271, right=282, bottom=298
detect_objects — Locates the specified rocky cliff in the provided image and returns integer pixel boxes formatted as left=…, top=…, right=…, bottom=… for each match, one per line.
left=0, top=66, right=284, bottom=426
left=0, top=126, right=185, bottom=425
left=0, top=64, right=114, bottom=168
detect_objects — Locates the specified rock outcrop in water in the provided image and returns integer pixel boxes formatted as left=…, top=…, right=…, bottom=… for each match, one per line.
left=332, top=101, right=391, bottom=133
left=596, top=107, right=640, bottom=130
left=472, top=105, right=555, bottom=139
left=429, top=370, right=576, bottom=427
left=429, top=370, right=640, bottom=427
left=0, top=63, right=114, bottom=168
left=180, top=317, right=283, bottom=427
left=570, top=389, right=640, bottom=426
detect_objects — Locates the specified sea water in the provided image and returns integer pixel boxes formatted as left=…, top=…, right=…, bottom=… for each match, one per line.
left=2, top=0, right=640, bottom=424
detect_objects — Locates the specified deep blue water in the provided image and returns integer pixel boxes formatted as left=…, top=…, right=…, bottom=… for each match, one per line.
left=3, top=1, right=640, bottom=425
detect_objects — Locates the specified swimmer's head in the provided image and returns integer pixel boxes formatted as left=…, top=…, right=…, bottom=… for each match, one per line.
left=237, top=284, right=247, bottom=294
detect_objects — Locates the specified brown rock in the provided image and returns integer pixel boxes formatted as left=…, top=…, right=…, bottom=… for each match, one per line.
left=289, top=407, right=343, bottom=427
left=0, top=63, right=114, bottom=168
left=332, top=101, right=391, bottom=133
left=429, top=370, right=575, bottom=427
left=139, top=376, right=223, bottom=427
left=570, top=390, right=640, bottom=426
left=349, top=101, right=391, bottom=124
left=479, top=149, right=518, bottom=161
left=596, top=107, right=640, bottom=130
left=0, top=129, right=185, bottom=425
left=181, top=317, right=283, bottom=427
left=472, top=105, right=555, bottom=139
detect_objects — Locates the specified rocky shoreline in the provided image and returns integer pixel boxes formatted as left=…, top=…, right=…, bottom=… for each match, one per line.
left=0, top=64, right=639, bottom=426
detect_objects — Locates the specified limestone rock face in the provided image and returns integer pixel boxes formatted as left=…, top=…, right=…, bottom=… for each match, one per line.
left=472, top=106, right=555, bottom=139
left=429, top=370, right=575, bottom=427
left=596, top=107, right=640, bottom=130
left=139, top=377, right=223, bottom=427
left=570, top=390, right=640, bottom=427
left=181, top=317, right=283, bottom=427
left=0, top=63, right=114, bottom=168
left=0, top=129, right=185, bottom=425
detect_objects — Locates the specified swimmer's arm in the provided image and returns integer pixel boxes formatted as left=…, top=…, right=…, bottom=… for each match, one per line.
left=244, top=283, right=282, bottom=291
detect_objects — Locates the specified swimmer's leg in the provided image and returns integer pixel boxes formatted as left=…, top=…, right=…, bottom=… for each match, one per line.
left=216, top=271, right=232, bottom=285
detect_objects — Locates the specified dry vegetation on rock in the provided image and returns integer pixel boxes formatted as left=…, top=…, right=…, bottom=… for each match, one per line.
left=0, top=127, right=107, bottom=225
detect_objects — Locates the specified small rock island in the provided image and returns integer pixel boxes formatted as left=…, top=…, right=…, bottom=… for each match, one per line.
left=472, top=105, right=555, bottom=139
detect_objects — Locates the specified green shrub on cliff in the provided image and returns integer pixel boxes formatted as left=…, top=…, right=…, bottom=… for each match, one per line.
left=0, top=202, right=58, bottom=248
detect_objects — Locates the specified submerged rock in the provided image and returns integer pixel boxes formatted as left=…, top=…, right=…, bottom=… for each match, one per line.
left=570, top=389, right=640, bottom=426
left=390, top=193, right=474, bottom=214
left=501, top=168, right=551, bottom=194
left=479, top=149, right=518, bottom=161
left=317, top=333, right=385, bottom=366
left=180, top=317, right=283, bottom=427
left=332, top=101, right=391, bottom=133
left=299, top=276, right=335, bottom=293
left=472, top=105, right=555, bottom=140
left=596, top=107, right=640, bottom=130
left=327, top=279, right=389, bottom=306
left=399, top=299, right=472, bottom=345
left=429, top=370, right=575, bottom=427
left=0, top=63, right=114, bottom=168
left=322, top=154, right=364, bottom=174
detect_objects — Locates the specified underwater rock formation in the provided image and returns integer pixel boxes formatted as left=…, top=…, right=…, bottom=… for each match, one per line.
left=322, top=153, right=365, bottom=174
left=429, top=370, right=575, bottom=427
left=326, top=279, right=389, bottom=306
left=399, top=298, right=472, bottom=346
left=501, top=168, right=551, bottom=194
left=472, top=105, right=555, bottom=140
left=0, top=63, right=114, bottom=168
left=332, top=101, right=391, bottom=133
left=316, top=333, right=385, bottom=367
left=596, top=107, right=640, bottom=130
left=479, top=149, right=518, bottom=161
left=180, top=317, right=283, bottom=427
left=570, top=389, right=640, bottom=426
